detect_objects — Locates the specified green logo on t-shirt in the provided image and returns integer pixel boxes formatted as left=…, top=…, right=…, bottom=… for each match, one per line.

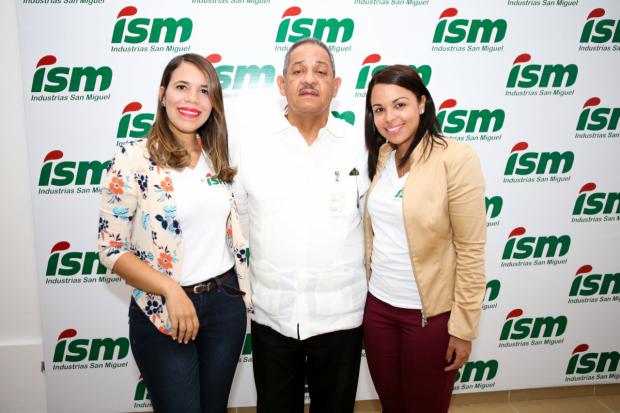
left=206, top=173, right=223, bottom=186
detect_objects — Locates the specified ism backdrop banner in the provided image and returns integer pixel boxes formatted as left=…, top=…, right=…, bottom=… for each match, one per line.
left=15, top=0, right=620, bottom=411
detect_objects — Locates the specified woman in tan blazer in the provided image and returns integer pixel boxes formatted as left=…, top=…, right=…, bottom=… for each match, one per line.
left=362, top=65, right=486, bottom=413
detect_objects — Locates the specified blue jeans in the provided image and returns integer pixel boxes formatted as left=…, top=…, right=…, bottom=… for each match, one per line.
left=129, top=274, right=247, bottom=413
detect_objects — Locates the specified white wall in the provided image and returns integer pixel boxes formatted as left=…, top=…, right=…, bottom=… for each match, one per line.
left=0, top=1, right=47, bottom=411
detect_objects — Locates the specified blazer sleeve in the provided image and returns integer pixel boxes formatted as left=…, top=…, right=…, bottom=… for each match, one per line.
left=445, top=144, right=487, bottom=341
left=97, top=144, right=140, bottom=271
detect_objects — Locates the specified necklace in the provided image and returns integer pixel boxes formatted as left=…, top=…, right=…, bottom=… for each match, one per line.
left=198, top=151, right=213, bottom=183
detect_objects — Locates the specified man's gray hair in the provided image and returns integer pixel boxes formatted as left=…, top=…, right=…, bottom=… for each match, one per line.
left=282, top=38, right=336, bottom=76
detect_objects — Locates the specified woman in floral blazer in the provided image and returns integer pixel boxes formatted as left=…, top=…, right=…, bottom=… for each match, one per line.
left=98, top=54, right=251, bottom=413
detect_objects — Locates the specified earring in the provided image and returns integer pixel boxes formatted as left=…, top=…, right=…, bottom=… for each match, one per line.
left=161, top=100, right=166, bottom=107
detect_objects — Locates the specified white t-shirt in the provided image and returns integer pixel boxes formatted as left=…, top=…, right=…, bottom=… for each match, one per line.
left=170, top=155, right=234, bottom=286
left=367, top=151, right=422, bottom=309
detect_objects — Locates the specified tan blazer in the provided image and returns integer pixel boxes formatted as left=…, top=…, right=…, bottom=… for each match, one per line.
left=364, top=138, right=486, bottom=341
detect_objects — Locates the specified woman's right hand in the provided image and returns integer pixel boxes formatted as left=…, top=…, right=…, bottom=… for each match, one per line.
left=163, top=283, right=200, bottom=344
left=111, top=253, right=200, bottom=343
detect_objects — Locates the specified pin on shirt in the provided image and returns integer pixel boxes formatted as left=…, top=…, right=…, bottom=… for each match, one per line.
left=330, top=170, right=343, bottom=213
left=331, top=168, right=361, bottom=210
left=349, top=168, right=360, bottom=208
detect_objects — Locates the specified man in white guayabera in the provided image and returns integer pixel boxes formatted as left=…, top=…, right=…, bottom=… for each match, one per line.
left=232, top=38, right=369, bottom=412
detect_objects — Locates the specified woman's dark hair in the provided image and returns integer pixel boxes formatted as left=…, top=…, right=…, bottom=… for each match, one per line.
left=365, top=64, right=445, bottom=179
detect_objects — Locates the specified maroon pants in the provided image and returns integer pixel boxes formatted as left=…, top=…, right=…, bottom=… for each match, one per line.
left=363, top=293, right=456, bottom=413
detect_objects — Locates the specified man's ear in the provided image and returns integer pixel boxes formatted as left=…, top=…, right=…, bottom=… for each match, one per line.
left=332, top=77, right=342, bottom=98
left=277, top=75, right=287, bottom=97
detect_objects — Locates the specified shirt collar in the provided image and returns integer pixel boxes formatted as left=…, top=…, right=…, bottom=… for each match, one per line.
left=274, top=111, right=292, bottom=133
left=324, top=113, right=346, bottom=138
left=276, top=110, right=346, bottom=139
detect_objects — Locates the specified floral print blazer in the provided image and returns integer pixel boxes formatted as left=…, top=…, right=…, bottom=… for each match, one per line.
left=98, top=139, right=252, bottom=335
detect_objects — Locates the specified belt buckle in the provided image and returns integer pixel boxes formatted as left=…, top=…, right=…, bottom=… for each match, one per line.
left=192, top=282, right=212, bottom=294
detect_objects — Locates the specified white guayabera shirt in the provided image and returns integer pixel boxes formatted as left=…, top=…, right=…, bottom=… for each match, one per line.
left=233, top=113, right=369, bottom=340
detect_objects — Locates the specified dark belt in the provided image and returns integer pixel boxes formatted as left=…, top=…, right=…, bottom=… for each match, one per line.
left=181, top=267, right=245, bottom=296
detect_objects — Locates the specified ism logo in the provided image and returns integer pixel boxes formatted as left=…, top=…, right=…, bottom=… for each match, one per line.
left=275, top=7, right=354, bottom=52
left=238, top=333, right=253, bottom=363
left=111, top=6, right=192, bottom=53
left=566, top=344, right=620, bottom=382
left=437, top=99, right=504, bottom=143
left=579, top=8, right=620, bottom=51
left=31, top=55, right=112, bottom=103
left=485, top=195, right=502, bottom=227
left=117, top=102, right=154, bottom=139
left=354, top=54, right=431, bottom=97
left=453, top=359, right=498, bottom=391
left=38, top=150, right=111, bottom=196
left=501, top=227, right=570, bottom=268
left=52, top=329, right=129, bottom=371
left=506, top=53, right=577, bottom=97
left=331, top=111, right=355, bottom=126
left=432, top=8, right=506, bottom=53
left=576, top=97, right=620, bottom=139
left=572, top=183, right=620, bottom=223
left=568, top=265, right=620, bottom=304
left=483, top=279, right=500, bottom=310
left=134, top=376, right=151, bottom=408
left=206, top=54, right=275, bottom=91
left=45, top=241, right=119, bottom=285
left=503, top=142, right=573, bottom=184
left=499, top=309, right=567, bottom=348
